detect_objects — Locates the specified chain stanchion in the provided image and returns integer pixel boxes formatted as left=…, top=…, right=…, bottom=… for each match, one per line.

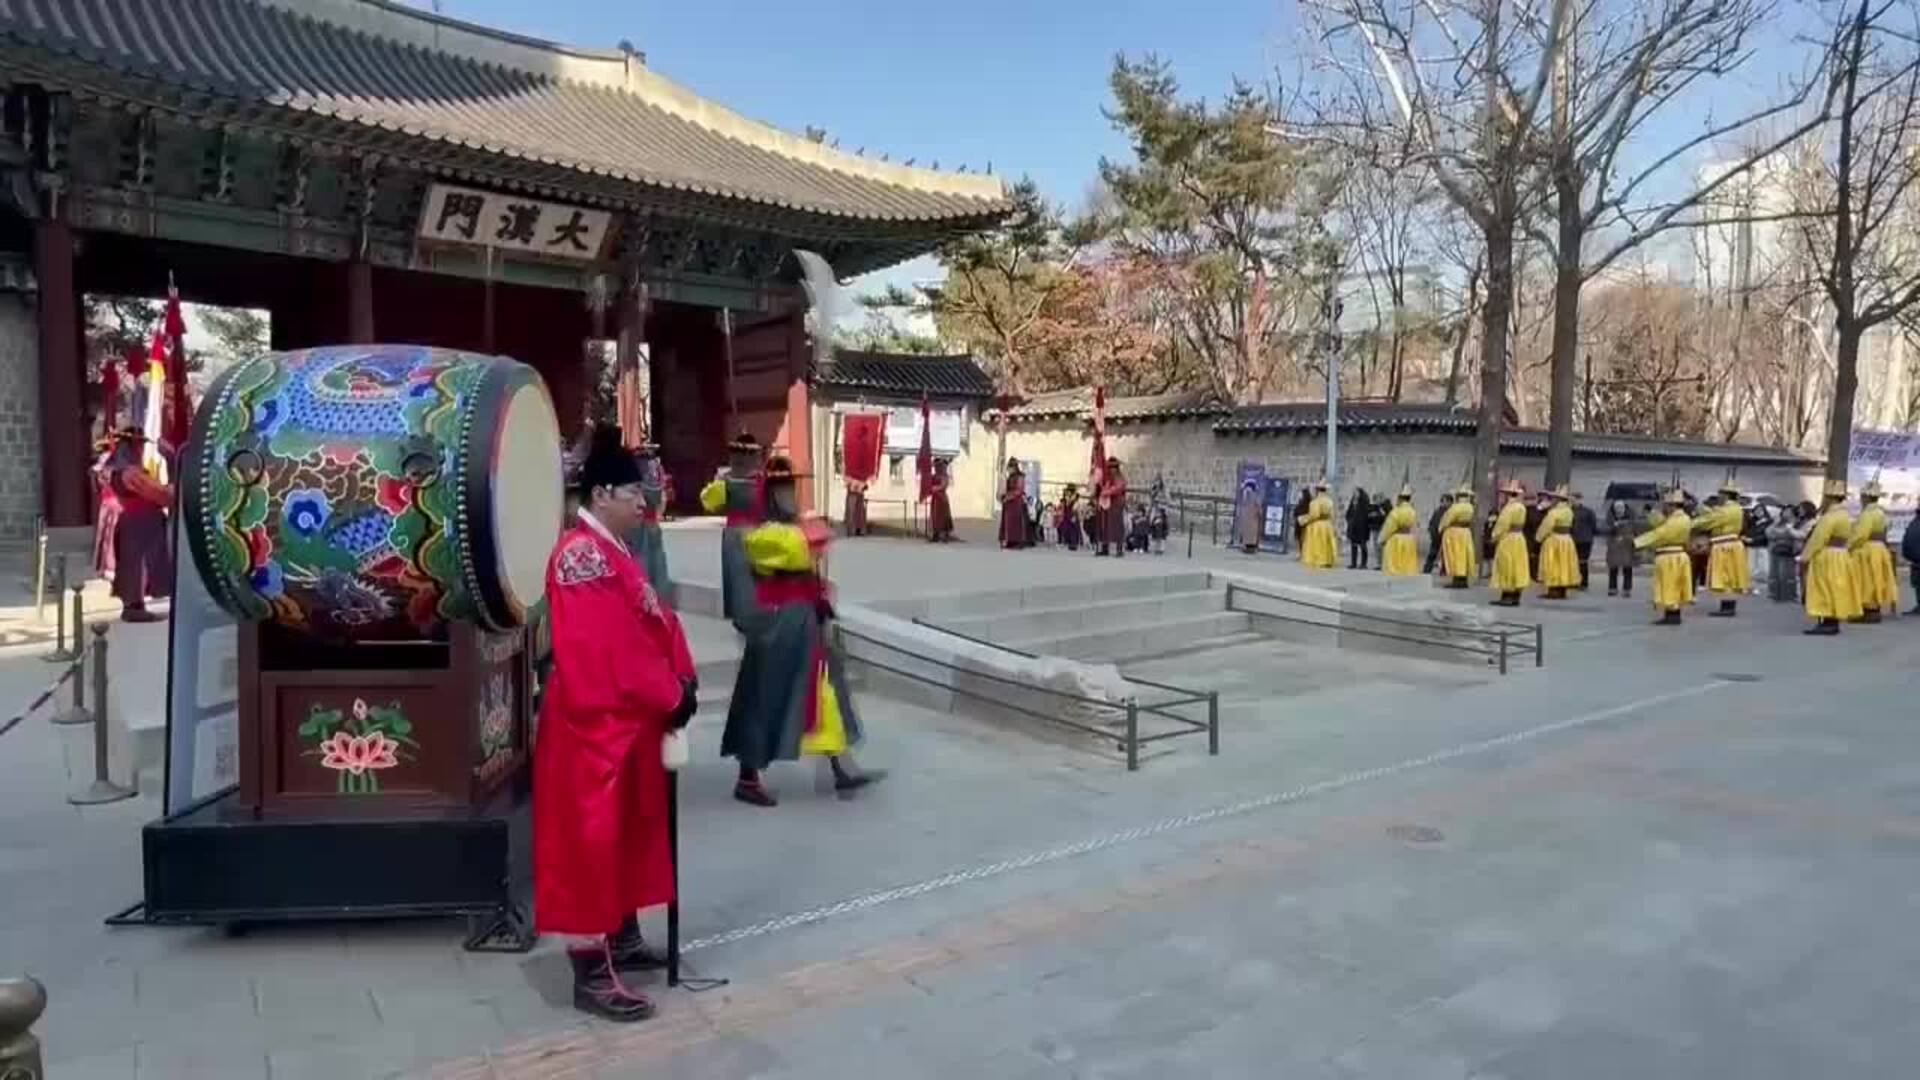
left=43, top=555, right=76, bottom=664
left=50, top=609, right=89, bottom=726
left=32, top=525, right=48, bottom=623
left=70, top=625, right=135, bottom=806
left=0, top=976, right=47, bottom=1080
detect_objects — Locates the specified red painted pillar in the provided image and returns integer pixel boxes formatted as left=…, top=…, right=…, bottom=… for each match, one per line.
left=783, top=309, right=813, bottom=513
left=346, top=258, right=375, bottom=343
left=35, top=219, right=87, bottom=527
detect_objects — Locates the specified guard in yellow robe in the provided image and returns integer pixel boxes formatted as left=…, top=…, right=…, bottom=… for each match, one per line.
left=1800, top=478, right=1862, bottom=635
left=1700, top=478, right=1752, bottom=617
left=1535, top=485, right=1579, bottom=598
left=1438, top=486, right=1477, bottom=588
left=1380, top=484, right=1421, bottom=576
left=1634, top=487, right=1694, bottom=625
left=1488, top=480, right=1531, bottom=606
left=1298, top=479, right=1338, bottom=569
left=1850, top=479, right=1898, bottom=622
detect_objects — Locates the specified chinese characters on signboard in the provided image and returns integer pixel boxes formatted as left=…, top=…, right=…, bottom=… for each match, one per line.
left=417, top=184, right=613, bottom=261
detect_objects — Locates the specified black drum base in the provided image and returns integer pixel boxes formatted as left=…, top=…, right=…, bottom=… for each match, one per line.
left=106, top=780, right=534, bottom=953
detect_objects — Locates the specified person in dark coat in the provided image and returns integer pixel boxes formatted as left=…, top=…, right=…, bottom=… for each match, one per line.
left=1570, top=491, right=1599, bottom=591
left=1423, top=492, right=1453, bottom=574
left=722, top=456, right=878, bottom=807
left=625, top=443, right=673, bottom=601
left=1605, top=500, right=1638, bottom=596
left=1345, top=488, right=1373, bottom=569
left=1901, top=508, right=1920, bottom=614
left=699, top=432, right=764, bottom=626
left=1056, top=484, right=1084, bottom=550
left=1234, top=476, right=1263, bottom=553
left=1293, top=488, right=1312, bottom=551
left=107, top=430, right=173, bottom=622
left=1523, top=492, right=1548, bottom=580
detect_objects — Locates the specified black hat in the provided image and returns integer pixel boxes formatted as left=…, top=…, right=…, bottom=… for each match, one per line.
left=764, top=454, right=801, bottom=481
left=728, top=431, right=762, bottom=455
left=578, top=424, right=643, bottom=494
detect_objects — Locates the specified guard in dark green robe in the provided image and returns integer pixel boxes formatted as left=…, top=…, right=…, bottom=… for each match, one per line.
left=700, top=432, right=765, bottom=627
left=721, top=455, right=879, bottom=807
left=625, top=443, right=673, bottom=603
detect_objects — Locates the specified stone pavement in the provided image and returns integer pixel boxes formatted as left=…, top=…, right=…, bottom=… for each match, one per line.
left=0, top=530, right=1915, bottom=1078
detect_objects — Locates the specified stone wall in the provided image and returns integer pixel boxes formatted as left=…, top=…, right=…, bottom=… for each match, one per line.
left=814, top=405, right=1001, bottom=523
left=1004, top=415, right=1824, bottom=510
left=0, top=294, right=43, bottom=541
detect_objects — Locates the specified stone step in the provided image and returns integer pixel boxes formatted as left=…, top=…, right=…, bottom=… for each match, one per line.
left=1003, top=609, right=1254, bottom=665
left=1123, top=629, right=1269, bottom=667
left=938, top=587, right=1225, bottom=644
left=895, top=570, right=1214, bottom=621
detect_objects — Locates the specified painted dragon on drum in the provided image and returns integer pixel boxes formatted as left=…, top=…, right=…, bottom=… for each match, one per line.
left=183, top=345, right=563, bottom=641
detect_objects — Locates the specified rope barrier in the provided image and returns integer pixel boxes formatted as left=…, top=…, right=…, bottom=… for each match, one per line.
left=0, top=641, right=86, bottom=741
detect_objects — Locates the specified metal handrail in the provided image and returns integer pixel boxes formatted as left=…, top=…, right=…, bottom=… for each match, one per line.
left=837, top=623, right=1219, bottom=770
left=1222, top=580, right=1544, bottom=675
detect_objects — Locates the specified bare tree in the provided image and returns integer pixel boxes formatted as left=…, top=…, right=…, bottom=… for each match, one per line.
left=1304, top=0, right=1571, bottom=509
left=1535, top=0, right=1827, bottom=485
left=1795, top=0, right=1920, bottom=480
left=1339, top=146, right=1445, bottom=400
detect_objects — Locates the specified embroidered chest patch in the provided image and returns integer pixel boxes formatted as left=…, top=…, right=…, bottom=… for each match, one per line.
left=555, top=539, right=610, bottom=585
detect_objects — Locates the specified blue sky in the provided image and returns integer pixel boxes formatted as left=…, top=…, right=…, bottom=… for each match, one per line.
left=405, top=0, right=1291, bottom=209
left=401, top=0, right=1821, bottom=304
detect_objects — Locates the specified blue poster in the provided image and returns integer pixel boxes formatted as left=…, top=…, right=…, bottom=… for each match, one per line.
left=1262, top=477, right=1292, bottom=551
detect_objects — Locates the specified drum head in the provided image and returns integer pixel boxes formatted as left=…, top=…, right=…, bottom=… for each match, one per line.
left=490, top=380, right=564, bottom=619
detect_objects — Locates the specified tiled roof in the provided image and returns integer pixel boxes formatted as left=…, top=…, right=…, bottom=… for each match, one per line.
left=1002, top=388, right=1091, bottom=419
left=0, top=0, right=1010, bottom=225
left=1498, top=429, right=1819, bottom=466
left=1213, top=402, right=1475, bottom=434
left=1000, top=387, right=1227, bottom=421
left=1106, top=390, right=1228, bottom=422
left=818, top=350, right=995, bottom=400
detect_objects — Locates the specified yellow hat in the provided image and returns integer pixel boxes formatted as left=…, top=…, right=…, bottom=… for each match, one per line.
left=1822, top=477, right=1849, bottom=499
left=1665, top=487, right=1688, bottom=505
left=1501, top=478, right=1525, bottom=496
left=1551, top=483, right=1571, bottom=500
left=1315, top=476, right=1330, bottom=491
left=1455, top=484, right=1474, bottom=499
left=1719, top=475, right=1741, bottom=496
left=1398, top=483, right=1414, bottom=499
left=1862, top=479, right=1884, bottom=499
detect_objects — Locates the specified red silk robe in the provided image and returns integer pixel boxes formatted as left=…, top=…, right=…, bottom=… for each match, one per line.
left=533, top=520, right=695, bottom=935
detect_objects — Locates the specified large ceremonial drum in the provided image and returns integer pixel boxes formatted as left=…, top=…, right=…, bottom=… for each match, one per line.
left=182, top=345, right=564, bottom=641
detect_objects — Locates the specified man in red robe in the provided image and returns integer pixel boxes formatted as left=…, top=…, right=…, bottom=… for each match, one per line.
left=927, top=458, right=955, bottom=543
left=535, top=427, right=698, bottom=1023
left=1096, top=456, right=1128, bottom=558
left=107, top=430, right=174, bottom=621
left=1000, top=459, right=1031, bottom=548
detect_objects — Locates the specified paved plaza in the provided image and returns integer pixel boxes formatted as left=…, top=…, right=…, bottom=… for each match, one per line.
left=2, top=531, right=1916, bottom=1078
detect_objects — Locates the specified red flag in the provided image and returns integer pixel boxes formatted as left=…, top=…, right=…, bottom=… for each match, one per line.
left=162, top=277, right=190, bottom=449
left=841, top=413, right=882, bottom=482
left=915, top=394, right=934, bottom=503
left=1089, top=385, right=1108, bottom=489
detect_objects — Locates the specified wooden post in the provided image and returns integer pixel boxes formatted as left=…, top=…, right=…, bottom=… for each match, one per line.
left=35, top=218, right=87, bottom=527
left=346, top=258, right=375, bottom=343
